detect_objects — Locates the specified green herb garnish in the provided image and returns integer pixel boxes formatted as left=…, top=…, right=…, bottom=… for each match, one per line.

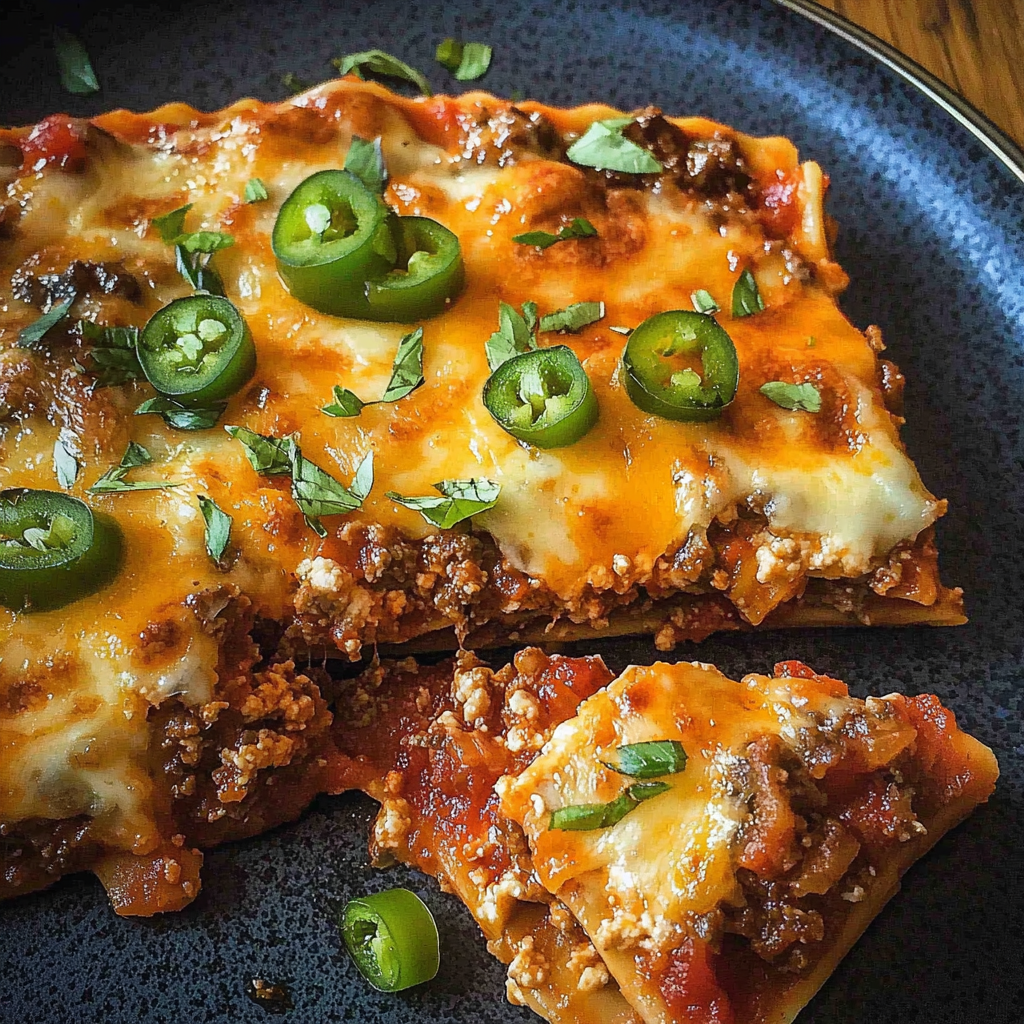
left=549, top=781, right=671, bottom=832
left=759, top=381, right=821, bottom=412
left=18, top=294, right=77, bottom=349
left=88, top=441, right=177, bottom=494
left=731, top=269, right=764, bottom=318
left=435, top=39, right=492, bottom=81
left=198, top=495, right=232, bottom=563
left=600, top=740, right=687, bottom=779
left=690, top=289, right=720, bottom=314
left=344, top=136, right=388, bottom=194
left=53, top=436, right=79, bottom=490
left=243, top=178, right=269, bottom=204
left=539, top=301, right=605, bottom=334
left=566, top=118, right=662, bottom=175
left=387, top=478, right=499, bottom=529
left=322, top=328, right=424, bottom=417
left=333, top=49, right=431, bottom=96
left=485, top=301, right=537, bottom=371
left=224, top=425, right=293, bottom=476
left=287, top=441, right=373, bottom=537
left=135, top=396, right=226, bottom=431
left=53, top=28, right=99, bottom=95
left=512, top=217, right=598, bottom=250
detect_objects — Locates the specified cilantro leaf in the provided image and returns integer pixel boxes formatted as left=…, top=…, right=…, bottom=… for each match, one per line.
left=566, top=118, right=662, bottom=174
left=732, top=268, right=765, bottom=317
left=119, top=441, right=152, bottom=468
left=538, top=301, right=605, bottom=334
left=198, top=495, right=232, bottom=564
left=18, top=294, right=77, bottom=349
left=53, top=435, right=79, bottom=490
left=435, top=39, right=492, bottom=81
left=332, top=49, right=432, bottom=96
left=387, top=478, right=500, bottom=529
left=521, top=300, right=538, bottom=335
left=690, top=289, right=720, bottom=314
left=485, top=301, right=537, bottom=370
left=243, top=178, right=269, bottom=204
left=175, top=231, right=235, bottom=255
left=345, top=136, right=387, bottom=194
left=175, top=245, right=225, bottom=295
left=53, top=28, right=99, bottom=95
left=225, top=425, right=293, bottom=476
left=287, top=440, right=373, bottom=537
left=321, top=386, right=365, bottom=418
left=136, top=396, right=226, bottom=431
left=79, top=322, right=143, bottom=386
left=153, top=205, right=193, bottom=243
left=380, top=327, right=425, bottom=402
left=88, top=441, right=176, bottom=494
left=513, top=217, right=598, bottom=250
left=600, top=740, right=687, bottom=779
left=154, top=205, right=232, bottom=293
left=321, top=328, right=424, bottom=417
left=759, top=381, right=822, bottom=413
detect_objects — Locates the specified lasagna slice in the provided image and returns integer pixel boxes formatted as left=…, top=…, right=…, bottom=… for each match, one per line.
left=329, top=649, right=642, bottom=1024
left=501, top=660, right=998, bottom=1024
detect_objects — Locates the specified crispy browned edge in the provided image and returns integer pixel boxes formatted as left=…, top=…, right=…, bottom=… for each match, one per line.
left=768, top=733, right=999, bottom=1024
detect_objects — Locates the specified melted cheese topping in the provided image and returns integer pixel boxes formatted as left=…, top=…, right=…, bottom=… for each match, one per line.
left=501, top=662, right=869, bottom=936
left=0, top=82, right=940, bottom=843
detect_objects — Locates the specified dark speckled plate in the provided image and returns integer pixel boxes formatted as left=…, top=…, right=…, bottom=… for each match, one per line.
left=1, top=1, right=1023, bottom=1021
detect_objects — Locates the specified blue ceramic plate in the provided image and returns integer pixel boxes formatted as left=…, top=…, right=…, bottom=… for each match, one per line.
left=1, top=1, right=1022, bottom=1021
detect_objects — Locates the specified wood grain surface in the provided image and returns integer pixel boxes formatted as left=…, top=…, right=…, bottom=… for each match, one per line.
left=813, top=0, right=1024, bottom=146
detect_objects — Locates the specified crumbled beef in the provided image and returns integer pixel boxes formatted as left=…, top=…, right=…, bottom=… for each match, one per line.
left=457, top=105, right=565, bottom=166
left=11, top=258, right=141, bottom=311
left=152, top=659, right=335, bottom=846
left=0, top=816, right=102, bottom=900
left=588, top=107, right=752, bottom=198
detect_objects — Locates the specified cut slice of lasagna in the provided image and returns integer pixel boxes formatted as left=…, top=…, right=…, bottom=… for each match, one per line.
left=500, top=659, right=998, bottom=1024
left=0, top=78, right=963, bottom=912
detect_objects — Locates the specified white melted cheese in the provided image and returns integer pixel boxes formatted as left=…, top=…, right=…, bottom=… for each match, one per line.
left=502, top=662, right=859, bottom=941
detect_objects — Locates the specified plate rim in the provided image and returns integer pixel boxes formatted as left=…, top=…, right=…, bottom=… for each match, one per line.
left=774, top=0, right=1024, bottom=187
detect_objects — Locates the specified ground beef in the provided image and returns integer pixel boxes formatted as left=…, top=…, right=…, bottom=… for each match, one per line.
left=11, top=258, right=141, bottom=311
left=152, top=658, right=335, bottom=847
left=456, top=105, right=565, bottom=167
left=725, top=871, right=826, bottom=970
left=0, top=816, right=102, bottom=900
left=586, top=107, right=752, bottom=199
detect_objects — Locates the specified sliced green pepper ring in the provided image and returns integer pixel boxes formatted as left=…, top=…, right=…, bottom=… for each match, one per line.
left=139, top=295, right=256, bottom=407
left=621, top=310, right=739, bottom=421
left=365, top=216, right=465, bottom=322
left=272, top=169, right=397, bottom=317
left=341, top=888, right=440, bottom=993
left=482, top=345, right=599, bottom=448
left=0, top=489, right=123, bottom=612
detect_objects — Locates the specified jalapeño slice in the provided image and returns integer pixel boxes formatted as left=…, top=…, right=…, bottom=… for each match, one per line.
left=365, top=216, right=465, bottom=322
left=272, top=169, right=396, bottom=317
left=621, top=310, right=739, bottom=422
left=139, top=295, right=256, bottom=407
left=0, top=489, right=123, bottom=612
left=341, top=888, right=440, bottom=993
left=482, top=345, right=598, bottom=448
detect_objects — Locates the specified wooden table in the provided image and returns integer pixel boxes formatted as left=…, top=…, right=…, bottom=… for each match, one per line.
left=813, top=0, right=1024, bottom=146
